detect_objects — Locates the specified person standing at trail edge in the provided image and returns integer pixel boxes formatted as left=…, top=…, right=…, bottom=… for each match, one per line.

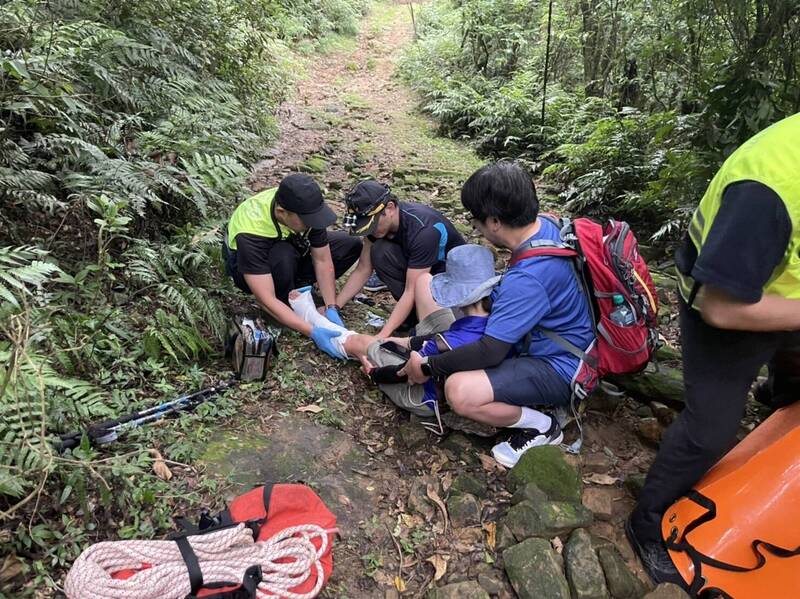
left=224, top=174, right=362, bottom=359
left=335, top=180, right=466, bottom=337
left=627, top=113, right=800, bottom=585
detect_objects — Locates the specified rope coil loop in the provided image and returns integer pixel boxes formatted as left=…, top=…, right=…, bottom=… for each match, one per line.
left=65, top=523, right=336, bottom=599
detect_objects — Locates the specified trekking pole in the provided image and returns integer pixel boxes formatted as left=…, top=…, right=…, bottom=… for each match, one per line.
left=56, top=379, right=237, bottom=451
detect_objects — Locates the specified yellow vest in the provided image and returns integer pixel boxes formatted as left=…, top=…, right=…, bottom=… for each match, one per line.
left=678, top=113, right=800, bottom=304
left=227, top=188, right=293, bottom=250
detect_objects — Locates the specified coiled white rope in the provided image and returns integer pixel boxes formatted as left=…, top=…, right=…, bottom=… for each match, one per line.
left=64, top=523, right=336, bottom=599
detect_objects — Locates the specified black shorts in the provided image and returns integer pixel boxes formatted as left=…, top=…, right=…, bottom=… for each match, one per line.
left=486, top=356, right=571, bottom=408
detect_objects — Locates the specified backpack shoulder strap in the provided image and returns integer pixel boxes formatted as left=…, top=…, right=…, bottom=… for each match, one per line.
left=510, top=245, right=579, bottom=266
left=538, top=327, right=598, bottom=369
left=509, top=215, right=578, bottom=267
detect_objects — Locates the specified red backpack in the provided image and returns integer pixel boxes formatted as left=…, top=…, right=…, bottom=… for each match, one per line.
left=107, top=483, right=336, bottom=598
left=509, top=215, right=659, bottom=398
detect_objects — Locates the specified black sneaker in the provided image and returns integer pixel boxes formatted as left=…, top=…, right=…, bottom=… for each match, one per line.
left=625, top=514, right=686, bottom=586
left=364, top=272, right=388, bottom=292
left=491, top=417, right=563, bottom=467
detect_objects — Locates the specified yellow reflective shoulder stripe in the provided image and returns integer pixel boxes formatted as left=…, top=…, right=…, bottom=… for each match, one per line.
left=688, top=210, right=704, bottom=248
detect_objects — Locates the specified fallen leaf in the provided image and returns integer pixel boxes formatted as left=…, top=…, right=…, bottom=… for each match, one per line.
left=441, top=471, right=454, bottom=492
left=426, top=554, right=448, bottom=581
left=457, top=527, right=483, bottom=545
left=479, top=453, right=505, bottom=472
left=296, top=404, right=324, bottom=414
left=551, top=536, right=564, bottom=554
left=426, top=483, right=449, bottom=532
left=149, top=449, right=172, bottom=481
left=482, top=522, right=496, bottom=550
left=400, top=513, right=419, bottom=528
left=0, top=554, right=24, bottom=584
left=583, top=473, right=620, bottom=486
left=393, top=576, right=406, bottom=592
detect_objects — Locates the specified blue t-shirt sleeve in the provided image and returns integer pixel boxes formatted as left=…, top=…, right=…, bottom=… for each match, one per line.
left=485, top=270, right=550, bottom=344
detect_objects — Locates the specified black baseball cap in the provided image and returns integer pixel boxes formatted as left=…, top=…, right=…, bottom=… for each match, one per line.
left=343, top=180, right=392, bottom=236
left=274, top=174, right=336, bottom=229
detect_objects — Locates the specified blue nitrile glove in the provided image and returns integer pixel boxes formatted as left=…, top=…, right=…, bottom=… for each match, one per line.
left=325, top=306, right=345, bottom=328
left=311, top=326, right=347, bottom=360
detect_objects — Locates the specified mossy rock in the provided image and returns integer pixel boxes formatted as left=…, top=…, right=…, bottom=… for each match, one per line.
left=447, top=493, right=481, bottom=528
left=610, top=365, right=684, bottom=408
left=504, top=537, right=570, bottom=599
left=511, top=482, right=548, bottom=506
left=450, top=473, right=486, bottom=498
left=427, top=581, right=490, bottom=599
left=502, top=498, right=593, bottom=541
left=298, top=155, right=328, bottom=174
left=596, top=545, right=646, bottom=599
left=507, top=445, right=582, bottom=503
left=564, top=528, right=609, bottom=599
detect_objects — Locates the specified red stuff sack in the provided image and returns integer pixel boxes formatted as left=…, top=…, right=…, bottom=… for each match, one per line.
left=509, top=215, right=659, bottom=398
left=111, top=483, right=336, bottom=598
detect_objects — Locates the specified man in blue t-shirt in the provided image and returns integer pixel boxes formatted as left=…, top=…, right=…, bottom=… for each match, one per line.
left=400, top=161, right=595, bottom=467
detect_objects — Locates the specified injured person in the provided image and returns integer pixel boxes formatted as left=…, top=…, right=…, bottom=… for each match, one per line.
left=288, top=244, right=501, bottom=420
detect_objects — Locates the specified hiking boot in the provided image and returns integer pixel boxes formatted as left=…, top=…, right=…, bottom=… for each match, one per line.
left=491, top=417, right=563, bottom=467
left=625, top=514, right=686, bottom=586
left=364, top=271, right=388, bottom=292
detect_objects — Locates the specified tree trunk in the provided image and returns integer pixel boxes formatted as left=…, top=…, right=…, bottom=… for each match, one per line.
left=580, top=0, right=603, bottom=97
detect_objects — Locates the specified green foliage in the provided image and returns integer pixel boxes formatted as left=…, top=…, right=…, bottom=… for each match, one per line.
left=542, top=110, right=712, bottom=238
left=401, top=0, right=800, bottom=243
left=0, top=0, right=369, bottom=594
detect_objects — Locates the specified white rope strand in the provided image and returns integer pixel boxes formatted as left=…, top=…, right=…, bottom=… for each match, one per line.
left=64, top=523, right=336, bottom=599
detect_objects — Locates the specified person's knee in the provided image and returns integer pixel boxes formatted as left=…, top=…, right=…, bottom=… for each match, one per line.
left=369, top=239, right=389, bottom=266
left=414, top=273, right=433, bottom=296
left=445, top=375, right=473, bottom=415
left=332, top=234, right=362, bottom=274
left=343, top=234, right=363, bottom=259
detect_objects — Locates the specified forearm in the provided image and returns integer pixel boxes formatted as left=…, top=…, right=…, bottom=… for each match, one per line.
left=428, top=335, right=512, bottom=376
left=381, top=290, right=415, bottom=337
left=337, top=265, right=371, bottom=307
left=312, top=252, right=337, bottom=307
left=245, top=274, right=312, bottom=336
left=699, top=287, right=800, bottom=332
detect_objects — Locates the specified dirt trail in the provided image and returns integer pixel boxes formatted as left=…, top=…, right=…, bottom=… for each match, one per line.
left=204, top=4, right=659, bottom=597
left=248, top=1, right=481, bottom=215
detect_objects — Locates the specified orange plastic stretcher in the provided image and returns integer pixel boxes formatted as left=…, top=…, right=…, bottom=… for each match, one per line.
left=662, top=400, right=800, bottom=598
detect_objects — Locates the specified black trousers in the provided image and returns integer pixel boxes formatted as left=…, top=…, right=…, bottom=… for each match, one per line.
left=371, top=239, right=445, bottom=301
left=633, top=297, right=800, bottom=542
left=224, top=231, right=362, bottom=303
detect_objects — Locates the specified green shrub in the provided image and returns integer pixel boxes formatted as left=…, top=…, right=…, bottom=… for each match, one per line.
left=0, top=0, right=369, bottom=592
left=542, top=110, right=713, bottom=238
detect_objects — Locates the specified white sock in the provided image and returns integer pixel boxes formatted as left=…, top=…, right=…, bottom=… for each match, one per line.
left=511, top=407, right=553, bottom=432
left=289, top=289, right=355, bottom=357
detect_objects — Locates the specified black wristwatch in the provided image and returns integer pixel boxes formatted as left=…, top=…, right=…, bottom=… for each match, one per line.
left=420, top=356, right=433, bottom=377
left=326, top=304, right=341, bottom=313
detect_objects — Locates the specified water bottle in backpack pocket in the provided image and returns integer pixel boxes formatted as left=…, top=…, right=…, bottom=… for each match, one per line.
left=609, top=293, right=636, bottom=326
